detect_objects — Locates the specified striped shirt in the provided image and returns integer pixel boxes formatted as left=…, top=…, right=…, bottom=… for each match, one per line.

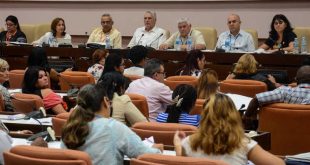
left=156, top=113, right=200, bottom=127
left=256, top=83, right=310, bottom=105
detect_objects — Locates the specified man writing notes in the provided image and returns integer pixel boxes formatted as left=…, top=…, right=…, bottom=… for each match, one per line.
left=127, top=11, right=167, bottom=50
left=216, top=14, right=255, bottom=52
left=87, top=14, right=122, bottom=49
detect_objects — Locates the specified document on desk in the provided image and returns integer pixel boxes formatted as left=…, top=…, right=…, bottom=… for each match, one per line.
left=226, top=93, right=252, bottom=110
left=12, top=138, right=61, bottom=148
left=1, top=117, right=52, bottom=126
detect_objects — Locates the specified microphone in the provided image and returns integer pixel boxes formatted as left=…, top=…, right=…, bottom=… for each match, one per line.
left=136, top=34, right=144, bottom=46
left=27, top=126, right=56, bottom=142
left=148, top=33, right=163, bottom=48
left=239, top=104, right=246, bottom=111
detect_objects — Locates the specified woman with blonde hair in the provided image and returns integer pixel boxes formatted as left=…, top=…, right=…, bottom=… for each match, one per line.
left=174, top=93, right=285, bottom=165
left=196, top=69, right=219, bottom=99
left=226, top=53, right=278, bottom=90
left=0, top=58, right=14, bottom=111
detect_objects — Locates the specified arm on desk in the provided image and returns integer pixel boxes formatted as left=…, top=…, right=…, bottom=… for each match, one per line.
left=248, top=144, right=285, bottom=165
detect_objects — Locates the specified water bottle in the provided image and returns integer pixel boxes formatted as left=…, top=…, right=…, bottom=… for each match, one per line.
left=175, top=37, right=181, bottom=51
left=186, top=36, right=192, bottom=51
left=293, top=37, right=299, bottom=54
left=224, top=38, right=230, bottom=52
left=105, top=35, right=111, bottom=49
left=301, top=36, right=307, bottom=54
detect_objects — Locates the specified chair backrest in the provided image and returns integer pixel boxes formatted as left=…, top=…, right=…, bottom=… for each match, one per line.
left=9, top=69, right=25, bottom=89
left=164, top=29, right=170, bottom=39
left=20, top=24, right=36, bottom=43
left=52, top=112, right=70, bottom=137
left=127, top=93, right=149, bottom=118
left=293, top=27, right=310, bottom=52
left=11, top=93, right=44, bottom=113
left=193, top=27, right=217, bottom=50
left=258, top=103, right=310, bottom=155
left=34, top=23, right=50, bottom=41
left=137, top=154, right=229, bottom=165
left=131, top=158, right=164, bottom=165
left=3, top=145, right=92, bottom=165
left=190, top=99, right=205, bottom=115
left=124, top=74, right=143, bottom=81
left=164, top=76, right=198, bottom=90
left=219, top=79, right=267, bottom=97
left=244, top=28, right=258, bottom=49
left=59, top=71, right=95, bottom=91
left=131, top=122, right=197, bottom=145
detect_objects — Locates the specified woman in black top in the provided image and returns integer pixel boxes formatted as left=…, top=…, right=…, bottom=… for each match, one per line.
left=0, top=15, right=27, bottom=43
left=259, top=14, right=296, bottom=53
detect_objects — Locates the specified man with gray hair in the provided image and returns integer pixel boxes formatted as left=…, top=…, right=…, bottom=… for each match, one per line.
left=216, top=14, right=255, bottom=52
left=87, top=13, right=122, bottom=49
left=159, top=18, right=206, bottom=50
left=127, top=11, right=167, bottom=49
left=126, top=58, right=173, bottom=121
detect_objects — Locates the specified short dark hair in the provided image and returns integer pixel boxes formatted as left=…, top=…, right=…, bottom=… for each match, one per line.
left=144, top=58, right=163, bottom=77
left=51, top=17, right=66, bottom=37
left=6, top=15, right=21, bottom=31
left=296, top=65, right=310, bottom=84
left=27, top=47, right=51, bottom=73
left=128, top=45, right=148, bottom=65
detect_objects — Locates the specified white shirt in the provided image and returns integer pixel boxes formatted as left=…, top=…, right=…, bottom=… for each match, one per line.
left=216, top=30, right=255, bottom=53
left=182, top=136, right=257, bottom=165
left=33, top=32, right=72, bottom=47
left=128, top=26, right=167, bottom=49
left=0, top=130, right=12, bottom=164
left=124, top=66, right=144, bottom=77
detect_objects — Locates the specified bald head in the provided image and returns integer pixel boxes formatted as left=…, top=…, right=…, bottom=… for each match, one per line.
left=296, top=65, right=310, bottom=84
left=227, top=14, right=241, bottom=36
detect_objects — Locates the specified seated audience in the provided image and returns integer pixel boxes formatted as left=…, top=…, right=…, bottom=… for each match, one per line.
left=127, top=11, right=167, bottom=49
left=197, top=69, right=219, bottom=100
left=22, top=66, right=66, bottom=114
left=99, top=53, right=125, bottom=78
left=244, top=65, right=310, bottom=128
left=226, top=53, right=279, bottom=91
left=174, top=93, right=285, bottom=165
left=157, top=84, right=200, bottom=127
left=87, top=13, right=122, bottom=49
left=0, top=15, right=27, bottom=43
left=124, top=45, right=148, bottom=76
left=177, top=49, right=206, bottom=77
left=27, top=47, right=59, bottom=89
left=0, top=58, right=14, bottom=111
left=126, top=59, right=173, bottom=121
left=33, top=17, right=71, bottom=47
left=98, top=72, right=147, bottom=126
left=258, top=14, right=296, bottom=53
left=159, top=18, right=206, bottom=50
left=61, top=84, right=161, bottom=165
left=87, top=49, right=108, bottom=83
left=216, top=14, right=255, bottom=52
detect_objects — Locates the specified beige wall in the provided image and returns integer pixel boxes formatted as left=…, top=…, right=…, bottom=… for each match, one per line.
left=0, top=1, right=310, bottom=38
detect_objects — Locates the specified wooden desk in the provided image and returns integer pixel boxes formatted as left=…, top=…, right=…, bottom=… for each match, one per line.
left=2, top=45, right=307, bottom=81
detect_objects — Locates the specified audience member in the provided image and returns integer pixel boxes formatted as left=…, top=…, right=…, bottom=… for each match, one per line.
left=216, top=14, right=255, bottom=52
left=99, top=53, right=124, bottom=77
left=226, top=53, right=279, bottom=91
left=0, top=58, right=14, bottom=111
left=124, top=45, right=148, bottom=76
left=98, top=72, right=147, bottom=126
left=0, top=15, right=27, bottom=43
left=177, top=49, right=206, bottom=77
left=61, top=84, right=161, bottom=165
left=197, top=69, right=219, bottom=100
left=22, top=66, right=66, bottom=114
left=259, top=14, right=296, bottom=53
left=159, top=18, right=206, bottom=50
left=157, top=84, right=200, bottom=127
left=127, top=11, right=167, bottom=49
left=126, top=58, right=173, bottom=121
left=33, top=17, right=71, bottom=47
left=87, top=14, right=122, bottom=49
left=244, top=65, right=310, bottom=128
left=27, top=47, right=60, bottom=89
left=174, top=93, right=285, bottom=165
left=87, top=49, right=108, bottom=83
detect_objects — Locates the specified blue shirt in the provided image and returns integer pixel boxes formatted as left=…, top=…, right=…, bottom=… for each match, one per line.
left=61, top=118, right=160, bottom=165
left=156, top=113, right=200, bottom=127
left=216, top=30, right=255, bottom=52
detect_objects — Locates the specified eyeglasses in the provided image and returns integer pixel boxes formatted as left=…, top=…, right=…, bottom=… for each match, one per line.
left=274, top=21, right=284, bottom=25
left=0, top=67, right=9, bottom=72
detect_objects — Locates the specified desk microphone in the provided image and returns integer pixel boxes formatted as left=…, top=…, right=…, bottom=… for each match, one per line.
left=136, top=34, right=144, bottom=46
left=239, top=104, right=246, bottom=111
left=148, top=33, right=163, bottom=48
